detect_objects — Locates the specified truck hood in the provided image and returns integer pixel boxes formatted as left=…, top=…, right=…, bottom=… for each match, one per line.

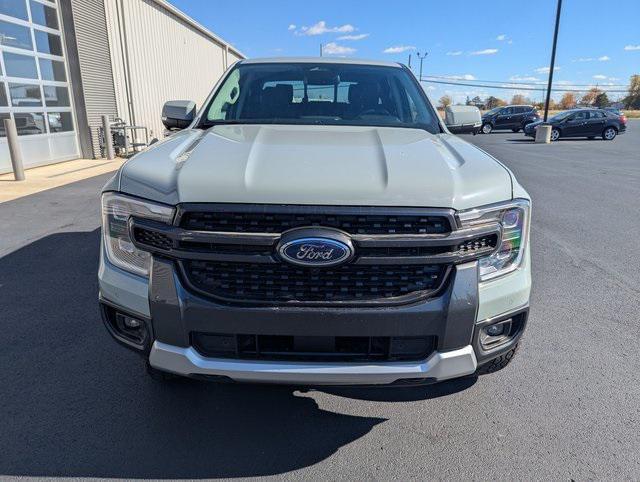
left=118, top=125, right=513, bottom=210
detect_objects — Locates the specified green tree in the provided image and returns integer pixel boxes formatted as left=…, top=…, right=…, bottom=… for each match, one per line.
left=581, top=87, right=601, bottom=106
left=594, top=92, right=610, bottom=108
left=623, top=75, right=640, bottom=109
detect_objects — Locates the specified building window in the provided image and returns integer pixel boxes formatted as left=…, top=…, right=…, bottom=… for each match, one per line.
left=38, top=57, right=66, bottom=81
left=9, top=82, right=42, bottom=106
left=0, top=112, right=10, bottom=136
left=0, top=20, right=33, bottom=51
left=0, top=83, right=7, bottom=106
left=3, top=51, right=38, bottom=79
left=47, top=111, right=72, bottom=132
left=29, top=1, right=59, bottom=30
left=0, top=1, right=75, bottom=144
left=15, top=111, right=45, bottom=135
left=43, top=85, right=68, bottom=106
left=0, top=0, right=29, bottom=22
left=34, top=30, right=62, bottom=56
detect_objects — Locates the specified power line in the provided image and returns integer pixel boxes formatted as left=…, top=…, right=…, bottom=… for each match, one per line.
left=422, top=74, right=627, bottom=88
left=420, top=78, right=628, bottom=93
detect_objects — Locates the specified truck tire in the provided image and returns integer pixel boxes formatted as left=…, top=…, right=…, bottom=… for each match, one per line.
left=476, top=344, right=519, bottom=375
left=146, top=360, right=178, bottom=382
left=481, top=123, right=493, bottom=134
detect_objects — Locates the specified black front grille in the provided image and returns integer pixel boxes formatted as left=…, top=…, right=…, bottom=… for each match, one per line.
left=133, top=227, right=172, bottom=250
left=181, top=210, right=451, bottom=235
left=191, top=333, right=437, bottom=362
left=181, top=261, right=449, bottom=305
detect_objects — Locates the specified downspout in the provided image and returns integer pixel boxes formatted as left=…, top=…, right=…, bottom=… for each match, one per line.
left=115, top=0, right=136, bottom=126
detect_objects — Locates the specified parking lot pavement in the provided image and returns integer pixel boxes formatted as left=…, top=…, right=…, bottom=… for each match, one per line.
left=1, top=130, right=639, bottom=480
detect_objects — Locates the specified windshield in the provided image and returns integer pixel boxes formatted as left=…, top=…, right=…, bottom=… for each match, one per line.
left=549, top=110, right=578, bottom=121
left=199, top=62, right=440, bottom=133
left=485, top=107, right=502, bottom=115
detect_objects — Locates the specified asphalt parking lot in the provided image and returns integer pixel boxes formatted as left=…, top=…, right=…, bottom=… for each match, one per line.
left=1, top=127, right=639, bottom=480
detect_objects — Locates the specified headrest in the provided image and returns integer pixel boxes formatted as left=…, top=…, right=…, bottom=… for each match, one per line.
left=348, top=82, right=380, bottom=106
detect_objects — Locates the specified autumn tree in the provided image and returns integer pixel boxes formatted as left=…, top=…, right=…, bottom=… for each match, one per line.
left=623, top=74, right=640, bottom=109
left=485, top=96, right=506, bottom=109
left=439, top=95, right=452, bottom=109
left=511, top=94, right=530, bottom=105
left=559, top=92, right=576, bottom=109
left=581, top=87, right=601, bottom=106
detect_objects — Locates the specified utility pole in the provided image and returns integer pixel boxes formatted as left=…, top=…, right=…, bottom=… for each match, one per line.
left=543, top=0, right=562, bottom=122
left=320, top=43, right=323, bottom=57
left=408, top=54, right=412, bottom=69
left=416, top=52, right=428, bottom=82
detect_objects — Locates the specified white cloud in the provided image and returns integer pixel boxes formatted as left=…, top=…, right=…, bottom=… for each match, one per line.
left=298, top=21, right=355, bottom=36
left=322, top=42, right=355, bottom=55
left=593, top=74, right=607, bottom=80
left=337, top=33, right=369, bottom=41
left=445, top=74, right=476, bottom=80
left=446, top=51, right=463, bottom=56
left=496, top=34, right=507, bottom=41
left=288, top=24, right=296, bottom=31
left=598, top=55, right=610, bottom=61
left=573, top=57, right=594, bottom=62
left=509, top=75, right=540, bottom=81
left=624, top=45, right=640, bottom=51
left=470, top=48, right=498, bottom=55
left=382, top=45, right=416, bottom=54
left=534, top=66, right=560, bottom=74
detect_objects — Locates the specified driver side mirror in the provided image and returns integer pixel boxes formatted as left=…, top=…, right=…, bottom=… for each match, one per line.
left=162, top=100, right=196, bottom=130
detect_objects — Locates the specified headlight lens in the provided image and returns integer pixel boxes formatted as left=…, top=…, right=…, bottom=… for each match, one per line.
left=458, top=199, right=530, bottom=281
left=101, top=192, right=175, bottom=277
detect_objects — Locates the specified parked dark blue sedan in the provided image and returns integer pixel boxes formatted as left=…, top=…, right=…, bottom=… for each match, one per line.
left=524, top=109, right=627, bottom=141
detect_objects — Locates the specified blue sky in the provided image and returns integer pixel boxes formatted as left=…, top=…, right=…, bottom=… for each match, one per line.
left=169, top=0, right=640, bottom=103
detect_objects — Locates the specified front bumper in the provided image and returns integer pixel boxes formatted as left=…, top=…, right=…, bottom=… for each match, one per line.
left=99, top=243, right=531, bottom=385
left=150, top=342, right=478, bottom=385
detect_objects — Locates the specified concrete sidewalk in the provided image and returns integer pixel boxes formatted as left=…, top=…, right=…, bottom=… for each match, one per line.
left=0, top=158, right=124, bottom=204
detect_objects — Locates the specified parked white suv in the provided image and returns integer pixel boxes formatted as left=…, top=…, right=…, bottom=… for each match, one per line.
left=99, top=58, right=531, bottom=385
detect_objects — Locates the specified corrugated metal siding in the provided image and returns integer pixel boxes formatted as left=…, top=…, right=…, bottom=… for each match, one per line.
left=70, top=0, right=118, bottom=158
left=104, top=0, right=240, bottom=143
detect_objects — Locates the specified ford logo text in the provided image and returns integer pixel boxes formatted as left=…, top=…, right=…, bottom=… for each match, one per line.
left=278, top=234, right=354, bottom=268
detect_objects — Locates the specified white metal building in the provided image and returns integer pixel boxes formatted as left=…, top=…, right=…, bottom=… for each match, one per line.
left=0, top=0, right=243, bottom=174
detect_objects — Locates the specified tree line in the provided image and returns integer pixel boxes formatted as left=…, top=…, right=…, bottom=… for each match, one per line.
left=438, top=74, right=640, bottom=110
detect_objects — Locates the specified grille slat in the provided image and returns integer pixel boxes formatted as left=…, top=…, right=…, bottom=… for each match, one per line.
left=181, top=211, right=451, bottom=235
left=182, top=261, right=448, bottom=305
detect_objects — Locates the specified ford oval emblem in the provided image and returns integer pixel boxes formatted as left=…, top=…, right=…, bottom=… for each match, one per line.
left=277, top=229, right=354, bottom=268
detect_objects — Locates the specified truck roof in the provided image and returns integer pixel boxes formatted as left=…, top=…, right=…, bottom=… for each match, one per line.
left=239, top=57, right=403, bottom=68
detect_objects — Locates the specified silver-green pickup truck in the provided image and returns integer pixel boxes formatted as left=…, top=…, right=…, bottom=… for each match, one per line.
left=99, top=58, right=531, bottom=385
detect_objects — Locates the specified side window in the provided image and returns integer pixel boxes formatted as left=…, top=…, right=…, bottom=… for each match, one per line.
left=502, top=107, right=514, bottom=115
left=514, top=107, right=525, bottom=114
left=206, top=69, right=240, bottom=121
left=571, top=111, right=587, bottom=121
left=589, top=111, right=603, bottom=119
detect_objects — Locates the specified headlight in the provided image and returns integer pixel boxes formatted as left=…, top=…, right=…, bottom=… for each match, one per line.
left=101, top=192, right=175, bottom=277
left=458, top=199, right=530, bottom=281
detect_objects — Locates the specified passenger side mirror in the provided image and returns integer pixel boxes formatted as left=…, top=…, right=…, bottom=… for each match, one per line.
left=162, top=100, right=196, bottom=130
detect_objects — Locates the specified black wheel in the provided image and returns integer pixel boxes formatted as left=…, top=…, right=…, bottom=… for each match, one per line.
left=511, top=128, right=520, bottom=133
left=146, top=360, right=178, bottom=382
left=602, top=127, right=617, bottom=141
left=476, top=344, right=519, bottom=375
left=481, top=123, right=493, bottom=134
left=550, top=128, right=560, bottom=142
